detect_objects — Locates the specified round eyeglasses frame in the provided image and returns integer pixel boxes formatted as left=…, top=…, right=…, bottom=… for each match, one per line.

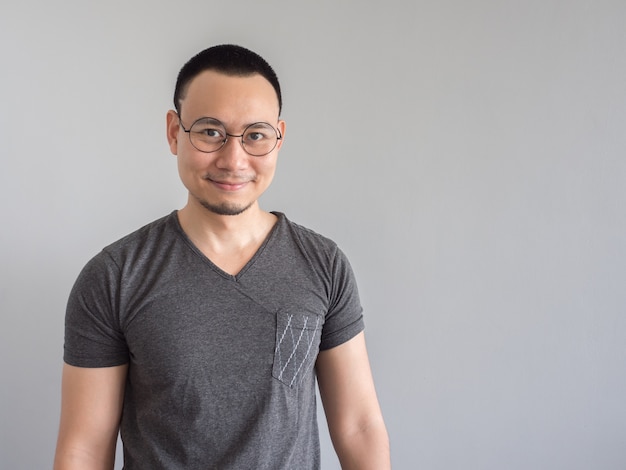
left=178, top=116, right=282, bottom=157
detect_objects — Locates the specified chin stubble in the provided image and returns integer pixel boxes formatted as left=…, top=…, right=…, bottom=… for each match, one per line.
left=198, top=199, right=254, bottom=216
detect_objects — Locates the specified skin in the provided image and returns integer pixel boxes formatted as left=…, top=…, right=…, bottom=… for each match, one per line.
left=170, top=71, right=285, bottom=220
left=317, top=332, right=391, bottom=469
left=54, top=364, right=127, bottom=470
left=54, top=70, right=390, bottom=469
left=166, top=70, right=286, bottom=274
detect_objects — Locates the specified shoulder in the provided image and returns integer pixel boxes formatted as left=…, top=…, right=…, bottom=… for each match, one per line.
left=273, top=212, right=339, bottom=256
left=270, top=213, right=357, bottom=285
left=99, top=212, right=179, bottom=261
left=76, top=212, right=179, bottom=280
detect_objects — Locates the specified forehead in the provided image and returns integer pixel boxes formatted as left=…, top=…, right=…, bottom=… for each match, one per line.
left=180, top=70, right=280, bottom=122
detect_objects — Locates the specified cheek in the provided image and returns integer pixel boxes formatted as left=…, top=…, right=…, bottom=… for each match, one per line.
left=256, top=155, right=278, bottom=174
left=255, top=163, right=277, bottom=184
left=177, top=154, right=205, bottom=180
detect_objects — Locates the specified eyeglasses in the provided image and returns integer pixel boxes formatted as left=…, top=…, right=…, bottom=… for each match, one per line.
left=179, top=116, right=282, bottom=156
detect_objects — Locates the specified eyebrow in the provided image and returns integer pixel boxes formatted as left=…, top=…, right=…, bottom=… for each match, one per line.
left=192, top=116, right=275, bottom=130
left=192, top=116, right=222, bottom=124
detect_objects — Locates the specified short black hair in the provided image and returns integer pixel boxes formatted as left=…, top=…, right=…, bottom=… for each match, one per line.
left=173, top=44, right=282, bottom=115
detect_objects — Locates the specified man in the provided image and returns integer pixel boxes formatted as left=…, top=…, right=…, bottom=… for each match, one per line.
left=54, top=44, right=390, bottom=469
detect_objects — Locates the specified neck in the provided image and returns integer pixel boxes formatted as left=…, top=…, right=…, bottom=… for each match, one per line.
left=177, top=199, right=276, bottom=252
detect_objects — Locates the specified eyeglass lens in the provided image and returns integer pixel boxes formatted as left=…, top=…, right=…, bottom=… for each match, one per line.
left=188, top=118, right=279, bottom=156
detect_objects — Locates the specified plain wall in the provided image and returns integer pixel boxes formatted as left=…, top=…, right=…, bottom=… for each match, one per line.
left=1, top=1, right=625, bottom=468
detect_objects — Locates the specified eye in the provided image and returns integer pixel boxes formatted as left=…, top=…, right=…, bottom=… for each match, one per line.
left=243, top=123, right=275, bottom=144
left=246, top=132, right=265, bottom=142
left=190, top=118, right=226, bottom=141
left=201, top=128, right=223, bottom=138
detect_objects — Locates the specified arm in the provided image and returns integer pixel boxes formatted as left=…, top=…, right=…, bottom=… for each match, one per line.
left=316, top=332, right=391, bottom=469
left=54, top=363, right=128, bottom=470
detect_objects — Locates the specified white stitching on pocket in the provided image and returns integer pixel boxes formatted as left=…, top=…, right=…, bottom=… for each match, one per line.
left=273, top=312, right=321, bottom=388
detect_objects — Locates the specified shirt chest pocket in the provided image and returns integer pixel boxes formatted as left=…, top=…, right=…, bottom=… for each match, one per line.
left=272, top=311, right=322, bottom=388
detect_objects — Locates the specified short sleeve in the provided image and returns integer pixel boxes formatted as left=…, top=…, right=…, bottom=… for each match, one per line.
left=63, top=251, right=130, bottom=367
left=319, top=247, right=364, bottom=350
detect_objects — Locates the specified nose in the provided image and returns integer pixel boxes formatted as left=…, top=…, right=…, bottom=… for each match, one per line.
left=214, top=134, right=249, bottom=170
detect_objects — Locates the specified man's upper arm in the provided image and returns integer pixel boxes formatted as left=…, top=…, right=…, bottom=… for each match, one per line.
left=316, top=332, right=390, bottom=469
left=54, top=363, right=128, bottom=470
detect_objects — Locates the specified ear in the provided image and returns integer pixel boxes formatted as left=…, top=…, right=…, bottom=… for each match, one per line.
left=166, top=110, right=180, bottom=155
left=276, top=119, right=286, bottom=151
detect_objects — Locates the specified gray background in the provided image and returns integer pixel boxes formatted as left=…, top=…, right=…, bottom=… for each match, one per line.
left=1, top=1, right=625, bottom=469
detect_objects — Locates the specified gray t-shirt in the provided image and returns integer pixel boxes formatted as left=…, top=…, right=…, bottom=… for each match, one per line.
left=64, top=211, right=364, bottom=469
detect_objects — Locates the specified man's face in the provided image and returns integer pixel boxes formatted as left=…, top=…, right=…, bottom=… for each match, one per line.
left=167, top=70, right=285, bottom=216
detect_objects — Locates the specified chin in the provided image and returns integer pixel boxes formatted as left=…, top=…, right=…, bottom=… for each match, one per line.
left=199, top=199, right=254, bottom=216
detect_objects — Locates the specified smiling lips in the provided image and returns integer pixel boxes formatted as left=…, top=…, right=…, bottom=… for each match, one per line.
left=205, top=175, right=253, bottom=191
left=212, top=181, right=248, bottom=191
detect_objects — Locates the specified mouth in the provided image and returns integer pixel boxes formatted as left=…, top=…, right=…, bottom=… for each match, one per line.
left=206, top=176, right=251, bottom=192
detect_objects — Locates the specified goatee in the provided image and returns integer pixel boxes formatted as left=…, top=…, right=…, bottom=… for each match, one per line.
left=199, top=199, right=253, bottom=216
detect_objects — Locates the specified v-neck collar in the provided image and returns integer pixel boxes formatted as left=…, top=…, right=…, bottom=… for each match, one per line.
left=170, top=210, right=283, bottom=281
